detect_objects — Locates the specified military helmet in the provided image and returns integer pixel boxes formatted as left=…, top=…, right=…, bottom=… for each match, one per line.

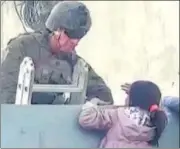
left=45, top=1, right=92, bottom=39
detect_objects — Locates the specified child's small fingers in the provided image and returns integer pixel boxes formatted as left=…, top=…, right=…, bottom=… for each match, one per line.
left=121, top=86, right=129, bottom=91
left=121, top=83, right=131, bottom=89
left=123, top=83, right=131, bottom=87
left=121, top=83, right=130, bottom=88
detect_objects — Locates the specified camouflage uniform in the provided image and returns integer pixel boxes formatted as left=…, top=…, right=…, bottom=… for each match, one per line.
left=0, top=1, right=113, bottom=104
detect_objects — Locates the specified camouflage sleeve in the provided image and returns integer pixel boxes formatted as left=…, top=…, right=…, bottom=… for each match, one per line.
left=0, top=38, right=25, bottom=104
left=86, top=65, right=114, bottom=104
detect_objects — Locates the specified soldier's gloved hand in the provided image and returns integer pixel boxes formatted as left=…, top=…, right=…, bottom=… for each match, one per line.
left=121, top=83, right=131, bottom=95
left=89, top=97, right=112, bottom=105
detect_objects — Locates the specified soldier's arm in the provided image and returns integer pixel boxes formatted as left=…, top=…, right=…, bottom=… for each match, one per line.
left=0, top=39, right=25, bottom=104
left=86, top=65, right=114, bottom=104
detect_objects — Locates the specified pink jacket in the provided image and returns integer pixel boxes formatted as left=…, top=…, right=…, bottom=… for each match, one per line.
left=79, top=102, right=155, bottom=148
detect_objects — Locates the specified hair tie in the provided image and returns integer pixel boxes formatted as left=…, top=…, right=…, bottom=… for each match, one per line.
left=150, top=104, right=159, bottom=112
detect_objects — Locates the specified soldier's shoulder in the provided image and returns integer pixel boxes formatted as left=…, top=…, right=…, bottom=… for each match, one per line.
left=76, top=54, right=86, bottom=63
left=76, top=55, right=92, bottom=69
left=7, top=31, right=44, bottom=47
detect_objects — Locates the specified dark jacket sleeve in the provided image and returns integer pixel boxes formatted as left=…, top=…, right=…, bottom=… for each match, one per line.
left=0, top=38, right=25, bottom=104
left=86, top=65, right=114, bottom=104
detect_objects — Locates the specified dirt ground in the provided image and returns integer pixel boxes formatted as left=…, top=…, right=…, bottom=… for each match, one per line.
left=1, top=1, right=179, bottom=105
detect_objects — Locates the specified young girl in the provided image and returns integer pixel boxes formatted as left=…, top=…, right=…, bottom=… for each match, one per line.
left=79, top=80, right=167, bottom=148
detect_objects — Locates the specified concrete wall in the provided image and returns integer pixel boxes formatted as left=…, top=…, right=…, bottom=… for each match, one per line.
left=1, top=1, right=179, bottom=105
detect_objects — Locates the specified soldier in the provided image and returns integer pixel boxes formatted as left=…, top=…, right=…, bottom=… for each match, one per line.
left=0, top=1, right=113, bottom=105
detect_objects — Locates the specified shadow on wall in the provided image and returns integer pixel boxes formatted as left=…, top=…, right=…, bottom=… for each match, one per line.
left=1, top=1, right=179, bottom=105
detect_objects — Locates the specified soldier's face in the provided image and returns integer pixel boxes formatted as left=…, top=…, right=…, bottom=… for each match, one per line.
left=53, top=30, right=80, bottom=53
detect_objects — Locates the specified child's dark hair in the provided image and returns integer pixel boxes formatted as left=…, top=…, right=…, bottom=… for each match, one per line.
left=128, top=80, right=168, bottom=146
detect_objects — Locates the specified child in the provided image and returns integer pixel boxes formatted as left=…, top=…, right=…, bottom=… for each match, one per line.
left=79, top=80, right=167, bottom=148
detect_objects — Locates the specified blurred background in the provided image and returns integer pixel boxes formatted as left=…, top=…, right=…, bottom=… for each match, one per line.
left=1, top=1, right=179, bottom=105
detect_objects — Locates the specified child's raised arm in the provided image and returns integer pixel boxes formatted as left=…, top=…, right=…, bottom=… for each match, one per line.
left=79, top=101, right=118, bottom=130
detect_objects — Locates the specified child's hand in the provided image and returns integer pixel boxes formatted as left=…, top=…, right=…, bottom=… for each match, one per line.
left=121, top=83, right=131, bottom=94
left=82, top=98, right=112, bottom=110
left=82, top=101, right=96, bottom=110
left=90, top=98, right=112, bottom=105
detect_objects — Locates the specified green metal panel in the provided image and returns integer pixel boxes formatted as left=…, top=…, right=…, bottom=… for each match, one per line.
left=1, top=105, right=104, bottom=148
left=1, top=105, right=179, bottom=148
left=158, top=110, right=179, bottom=148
